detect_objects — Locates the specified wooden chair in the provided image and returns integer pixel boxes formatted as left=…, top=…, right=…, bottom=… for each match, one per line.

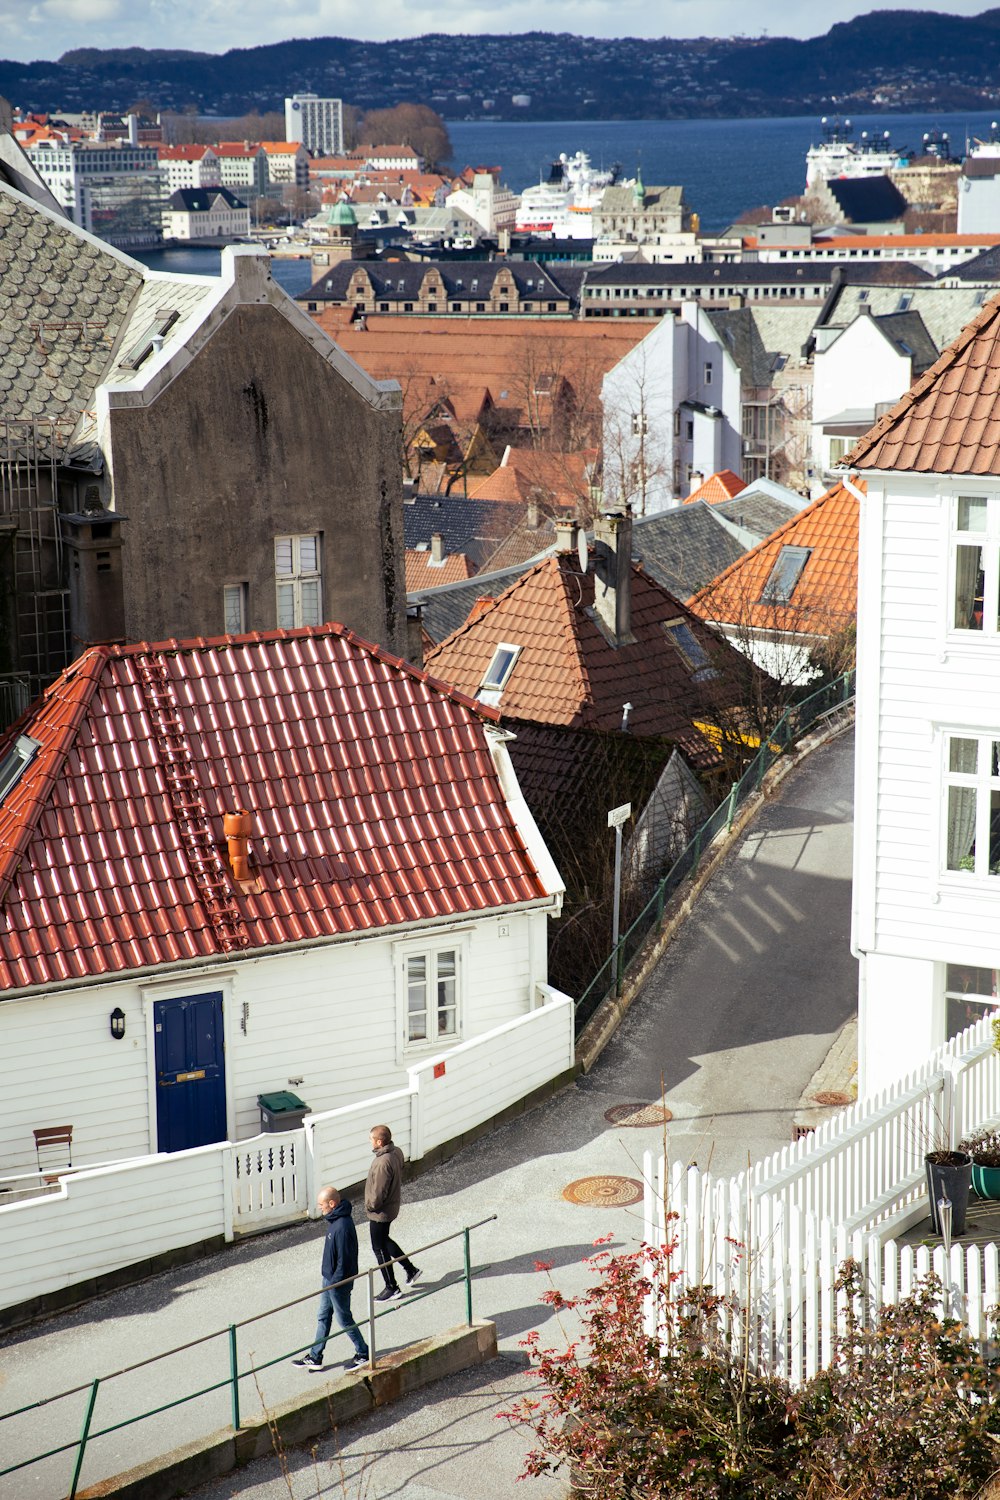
left=33, top=1125, right=73, bottom=1182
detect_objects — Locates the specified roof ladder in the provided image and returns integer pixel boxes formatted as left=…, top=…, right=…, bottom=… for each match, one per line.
left=133, top=653, right=251, bottom=953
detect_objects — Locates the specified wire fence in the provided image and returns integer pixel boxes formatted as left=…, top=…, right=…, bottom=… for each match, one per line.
left=574, top=670, right=856, bottom=1034
left=0, top=1214, right=496, bottom=1500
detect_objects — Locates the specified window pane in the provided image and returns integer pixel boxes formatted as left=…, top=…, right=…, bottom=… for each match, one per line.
left=407, top=956, right=427, bottom=1040
left=955, top=544, right=985, bottom=629
left=437, top=950, right=457, bottom=1034
left=947, top=994, right=996, bottom=1040
left=992, top=788, right=1000, bottom=875
left=299, top=580, right=321, bottom=626
left=276, top=582, right=296, bottom=629
left=949, top=738, right=978, bottom=774
left=275, top=538, right=293, bottom=576
left=957, top=497, right=988, bottom=533
left=946, top=963, right=998, bottom=999
left=946, top=785, right=977, bottom=871
left=224, top=584, right=245, bottom=634
left=298, top=536, right=318, bottom=573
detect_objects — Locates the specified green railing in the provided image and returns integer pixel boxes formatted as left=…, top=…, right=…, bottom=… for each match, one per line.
left=574, top=670, right=856, bottom=1033
left=0, top=1214, right=496, bottom=1500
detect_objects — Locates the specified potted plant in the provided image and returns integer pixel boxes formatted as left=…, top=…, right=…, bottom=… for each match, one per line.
left=958, top=1126, right=1000, bottom=1201
left=925, top=1147, right=973, bottom=1235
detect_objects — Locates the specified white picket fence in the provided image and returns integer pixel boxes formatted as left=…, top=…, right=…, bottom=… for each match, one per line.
left=642, top=1009, right=1000, bottom=1384
left=0, top=985, right=574, bottom=1319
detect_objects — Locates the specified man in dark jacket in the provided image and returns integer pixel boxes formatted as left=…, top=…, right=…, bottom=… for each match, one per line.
left=292, top=1187, right=369, bottom=1370
left=365, top=1124, right=420, bottom=1300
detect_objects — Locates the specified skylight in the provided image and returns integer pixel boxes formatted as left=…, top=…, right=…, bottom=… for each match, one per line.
left=481, top=643, right=521, bottom=693
left=0, top=734, right=41, bottom=804
left=761, top=546, right=812, bottom=604
left=664, top=620, right=719, bottom=680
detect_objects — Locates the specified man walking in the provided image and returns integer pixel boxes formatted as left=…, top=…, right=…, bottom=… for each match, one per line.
left=292, top=1186, right=369, bottom=1371
left=365, top=1124, right=420, bottom=1301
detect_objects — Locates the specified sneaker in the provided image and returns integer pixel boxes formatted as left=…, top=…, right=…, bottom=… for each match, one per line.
left=346, top=1352, right=369, bottom=1370
left=292, top=1353, right=324, bottom=1370
left=374, top=1285, right=402, bottom=1301
left=405, top=1267, right=422, bottom=1286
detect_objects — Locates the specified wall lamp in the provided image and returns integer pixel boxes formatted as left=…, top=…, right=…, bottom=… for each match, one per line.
left=110, top=1007, right=126, bottom=1040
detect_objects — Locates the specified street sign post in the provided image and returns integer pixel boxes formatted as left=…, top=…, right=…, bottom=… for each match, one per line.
left=608, top=802, right=632, bottom=960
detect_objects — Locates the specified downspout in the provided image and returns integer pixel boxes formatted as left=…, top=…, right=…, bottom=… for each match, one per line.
left=841, top=470, right=865, bottom=504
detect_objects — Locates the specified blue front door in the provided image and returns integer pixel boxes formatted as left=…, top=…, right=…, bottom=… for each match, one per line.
left=154, top=992, right=227, bottom=1153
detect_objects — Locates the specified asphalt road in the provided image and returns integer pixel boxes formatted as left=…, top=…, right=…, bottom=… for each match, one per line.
left=0, top=729, right=857, bottom=1500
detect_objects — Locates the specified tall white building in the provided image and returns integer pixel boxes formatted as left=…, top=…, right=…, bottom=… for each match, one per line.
left=24, top=138, right=163, bottom=249
left=284, top=94, right=344, bottom=157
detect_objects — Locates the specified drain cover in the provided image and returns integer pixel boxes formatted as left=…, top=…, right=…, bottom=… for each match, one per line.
left=604, top=1102, right=672, bottom=1127
left=562, top=1175, right=644, bottom=1207
left=811, top=1090, right=853, bottom=1107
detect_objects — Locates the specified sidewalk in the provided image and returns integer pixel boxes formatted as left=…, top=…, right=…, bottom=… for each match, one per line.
left=0, top=730, right=858, bottom=1500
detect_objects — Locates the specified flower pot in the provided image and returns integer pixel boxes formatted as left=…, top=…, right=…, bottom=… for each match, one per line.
left=925, top=1151, right=973, bottom=1235
left=972, top=1163, right=1000, bottom=1201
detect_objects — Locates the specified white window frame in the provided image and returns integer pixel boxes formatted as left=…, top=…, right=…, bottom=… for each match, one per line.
left=948, top=493, right=1000, bottom=638
left=940, top=729, right=1000, bottom=881
left=275, top=534, right=322, bottom=629
left=944, top=961, right=999, bottom=1040
left=394, top=934, right=467, bottom=1058
left=478, top=642, right=521, bottom=706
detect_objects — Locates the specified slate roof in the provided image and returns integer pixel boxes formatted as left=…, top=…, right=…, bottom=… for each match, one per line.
left=166, top=187, right=247, bottom=212
left=403, top=491, right=554, bottom=572
left=825, top=176, right=908, bottom=224
left=0, top=184, right=143, bottom=428
left=714, top=491, right=803, bottom=539
left=820, top=283, right=985, bottom=354
left=704, top=310, right=777, bottom=388
left=944, top=243, right=1000, bottom=280
left=847, top=291, right=1000, bottom=473
left=599, top=184, right=685, bottom=214
left=425, top=551, right=743, bottom=765
left=687, top=479, right=860, bottom=633
left=0, top=625, right=549, bottom=994
left=872, top=309, right=939, bottom=373
left=631, top=501, right=749, bottom=597
left=300, top=259, right=570, bottom=306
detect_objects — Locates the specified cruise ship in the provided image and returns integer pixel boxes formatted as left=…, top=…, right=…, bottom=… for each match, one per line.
left=515, top=151, right=621, bottom=239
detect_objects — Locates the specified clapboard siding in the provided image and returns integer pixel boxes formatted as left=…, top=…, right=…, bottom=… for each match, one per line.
left=310, top=1090, right=414, bottom=1190
left=0, top=1148, right=224, bottom=1304
left=0, top=906, right=546, bottom=1174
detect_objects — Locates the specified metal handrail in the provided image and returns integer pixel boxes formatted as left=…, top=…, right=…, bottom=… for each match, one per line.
left=0, top=1213, right=498, bottom=1497
left=574, top=670, right=856, bottom=1031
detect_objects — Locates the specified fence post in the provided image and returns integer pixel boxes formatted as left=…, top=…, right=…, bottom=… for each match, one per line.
left=655, top=879, right=665, bottom=924
left=463, top=1226, right=473, bottom=1324
left=68, top=1378, right=100, bottom=1500
left=228, top=1324, right=240, bottom=1431
left=755, top=748, right=766, bottom=790
left=615, top=940, right=625, bottom=996
left=725, top=781, right=738, bottom=832
left=940, top=1055, right=962, bottom=1148
left=367, top=1269, right=377, bottom=1370
left=691, top=828, right=702, bottom=873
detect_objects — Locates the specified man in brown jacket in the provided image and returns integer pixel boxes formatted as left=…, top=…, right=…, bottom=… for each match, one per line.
left=365, top=1124, right=420, bottom=1300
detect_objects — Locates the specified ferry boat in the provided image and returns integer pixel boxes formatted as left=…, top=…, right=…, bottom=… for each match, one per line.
left=515, top=150, right=621, bottom=239
left=805, top=118, right=908, bottom=192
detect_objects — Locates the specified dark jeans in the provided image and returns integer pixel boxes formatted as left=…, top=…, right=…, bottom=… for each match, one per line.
left=369, top=1219, right=415, bottom=1290
left=309, top=1285, right=368, bottom=1362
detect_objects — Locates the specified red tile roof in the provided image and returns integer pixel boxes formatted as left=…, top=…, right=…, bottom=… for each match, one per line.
left=687, top=478, right=861, bottom=631
left=848, top=292, right=1000, bottom=474
left=467, top=449, right=590, bottom=509
left=684, top=470, right=745, bottom=505
left=405, top=550, right=473, bottom=588
left=425, top=552, right=749, bottom=765
left=0, top=626, right=549, bottom=994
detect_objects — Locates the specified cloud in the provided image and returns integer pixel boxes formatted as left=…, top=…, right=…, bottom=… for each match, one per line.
left=0, top=0, right=993, bottom=60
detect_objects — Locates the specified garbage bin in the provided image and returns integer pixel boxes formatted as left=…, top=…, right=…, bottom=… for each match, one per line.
left=258, top=1091, right=310, bottom=1133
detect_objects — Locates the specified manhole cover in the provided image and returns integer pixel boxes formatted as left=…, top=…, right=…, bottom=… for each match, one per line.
left=811, top=1090, right=853, bottom=1107
left=603, top=1102, right=673, bottom=1127
left=562, top=1175, right=644, bottom=1207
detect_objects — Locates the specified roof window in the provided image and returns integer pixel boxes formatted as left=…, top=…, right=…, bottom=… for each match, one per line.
left=761, top=545, right=812, bottom=604
left=896, top=293, right=913, bottom=312
left=479, top=642, right=521, bottom=696
left=664, top=620, right=718, bottom=680
left=0, top=734, right=40, bottom=804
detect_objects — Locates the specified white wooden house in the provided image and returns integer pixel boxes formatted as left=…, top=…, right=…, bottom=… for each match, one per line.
left=0, top=624, right=564, bottom=1175
left=848, top=293, right=1000, bottom=1095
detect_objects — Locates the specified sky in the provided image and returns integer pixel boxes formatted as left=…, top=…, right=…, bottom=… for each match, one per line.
left=0, top=0, right=994, bottom=61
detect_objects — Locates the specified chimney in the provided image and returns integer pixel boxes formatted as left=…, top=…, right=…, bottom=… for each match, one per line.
left=527, top=497, right=539, bottom=529
left=593, top=509, right=634, bottom=646
left=127, top=111, right=139, bottom=146
left=688, top=470, right=704, bottom=497
left=430, top=532, right=445, bottom=563
left=554, top=518, right=577, bottom=553
left=223, top=808, right=252, bottom=881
